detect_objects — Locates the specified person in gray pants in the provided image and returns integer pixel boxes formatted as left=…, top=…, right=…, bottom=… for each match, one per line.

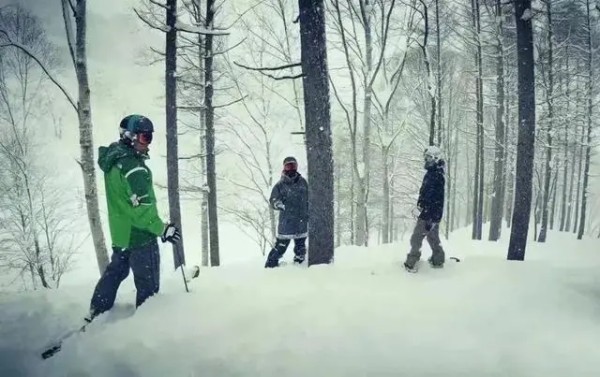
left=404, top=146, right=446, bottom=272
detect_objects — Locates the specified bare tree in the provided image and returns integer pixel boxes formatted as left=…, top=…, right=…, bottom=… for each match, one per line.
left=1, top=1, right=109, bottom=274
left=507, top=0, right=536, bottom=261
left=299, top=0, right=334, bottom=265
left=488, top=0, right=507, bottom=241
left=328, top=0, right=397, bottom=246
left=0, top=5, right=84, bottom=288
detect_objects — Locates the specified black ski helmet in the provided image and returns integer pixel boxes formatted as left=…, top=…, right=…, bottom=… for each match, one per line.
left=119, top=114, right=154, bottom=140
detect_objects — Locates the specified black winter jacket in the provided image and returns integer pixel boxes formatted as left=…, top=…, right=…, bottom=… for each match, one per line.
left=417, top=161, right=445, bottom=223
left=270, top=173, right=309, bottom=238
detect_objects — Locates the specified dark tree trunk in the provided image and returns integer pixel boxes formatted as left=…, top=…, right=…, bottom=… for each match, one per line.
left=435, top=0, right=442, bottom=146
left=578, top=0, right=594, bottom=240
left=418, top=0, right=436, bottom=145
left=489, top=0, right=506, bottom=241
left=507, top=0, right=536, bottom=261
left=471, top=0, right=484, bottom=240
left=298, top=0, right=334, bottom=266
left=205, top=0, right=220, bottom=266
left=165, top=0, right=185, bottom=268
left=335, top=168, right=341, bottom=247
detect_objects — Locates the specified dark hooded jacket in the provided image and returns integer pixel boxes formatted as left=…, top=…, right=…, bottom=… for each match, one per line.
left=417, top=160, right=445, bottom=223
left=270, top=173, right=309, bottom=238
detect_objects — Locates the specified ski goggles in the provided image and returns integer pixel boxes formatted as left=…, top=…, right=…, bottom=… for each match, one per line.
left=283, top=162, right=298, bottom=171
left=136, top=132, right=153, bottom=145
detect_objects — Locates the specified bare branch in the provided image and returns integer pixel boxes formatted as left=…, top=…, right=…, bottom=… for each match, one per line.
left=234, top=61, right=302, bottom=72
left=68, top=0, right=76, bottom=16
left=61, top=0, right=77, bottom=70
left=0, top=37, right=77, bottom=112
left=149, top=0, right=168, bottom=9
left=222, top=0, right=269, bottom=30
left=133, top=8, right=169, bottom=33
left=178, top=153, right=206, bottom=160
left=214, top=96, right=247, bottom=109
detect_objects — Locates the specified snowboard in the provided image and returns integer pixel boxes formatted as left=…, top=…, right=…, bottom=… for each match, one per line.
left=404, top=256, right=461, bottom=273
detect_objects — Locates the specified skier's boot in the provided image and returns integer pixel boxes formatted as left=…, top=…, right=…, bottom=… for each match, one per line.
left=404, top=262, right=418, bottom=273
left=428, top=257, right=444, bottom=269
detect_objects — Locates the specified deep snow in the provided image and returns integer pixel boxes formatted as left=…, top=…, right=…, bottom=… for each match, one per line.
left=1, top=227, right=600, bottom=377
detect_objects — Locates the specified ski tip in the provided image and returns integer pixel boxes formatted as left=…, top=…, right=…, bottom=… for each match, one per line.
left=449, top=257, right=461, bottom=262
left=41, top=344, right=61, bottom=359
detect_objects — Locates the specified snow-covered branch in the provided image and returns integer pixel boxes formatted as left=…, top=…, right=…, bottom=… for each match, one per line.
left=174, top=20, right=230, bottom=35
left=233, top=61, right=304, bottom=80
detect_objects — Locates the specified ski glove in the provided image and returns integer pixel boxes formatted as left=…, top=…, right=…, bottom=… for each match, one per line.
left=161, top=223, right=181, bottom=244
left=273, top=200, right=285, bottom=211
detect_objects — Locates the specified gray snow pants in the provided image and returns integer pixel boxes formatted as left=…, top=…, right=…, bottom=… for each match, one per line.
left=404, top=219, right=445, bottom=268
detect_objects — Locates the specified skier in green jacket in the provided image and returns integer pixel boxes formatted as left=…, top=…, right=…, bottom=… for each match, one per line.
left=86, top=114, right=180, bottom=322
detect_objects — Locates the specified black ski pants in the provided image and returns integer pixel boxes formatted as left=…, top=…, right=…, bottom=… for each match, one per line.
left=265, top=237, right=306, bottom=268
left=89, top=240, right=160, bottom=318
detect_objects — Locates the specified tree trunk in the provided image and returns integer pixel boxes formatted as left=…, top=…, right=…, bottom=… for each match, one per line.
left=565, top=123, right=577, bottom=231
left=205, top=0, right=220, bottom=266
left=73, top=0, right=108, bottom=274
left=191, top=1, right=209, bottom=267
left=382, top=148, right=390, bottom=244
left=420, top=0, right=436, bottom=146
left=335, top=169, right=341, bottom=247
left=559, top=50, right=570, bottom=232
left=489, top=0, right=506, bottom=241
left=350, top=167, right=355, bottom=244
left=357, top=0, right=374, bottom=247
left=577, top=0, right=594, bottom=240
left=537, top=0, right=554, bottom=243
left=549, top=174, right=558, bottom=230
left=389, top=164, right=395, bottom=242
left=573, top=62, right=584, bottom=234
left=435, top=0, right=442, bottom=146
left=298, top=0, right=334, bottom=266
left=471, top=0, right=484, bottom=240
left=165, top=0, right=185, bottom=268
left=507, top=0, right=536, bottom=261
left=504, top=79, right=514, bottom=229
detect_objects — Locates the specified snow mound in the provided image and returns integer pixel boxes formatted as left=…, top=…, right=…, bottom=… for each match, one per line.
left=2, top=229, right=600, bottom=377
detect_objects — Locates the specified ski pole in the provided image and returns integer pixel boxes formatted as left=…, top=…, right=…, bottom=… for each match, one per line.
left=174, top=243, right=189, bottom=293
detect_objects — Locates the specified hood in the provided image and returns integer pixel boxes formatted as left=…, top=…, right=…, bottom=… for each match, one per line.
left=98, top=141, right=138, bottom=173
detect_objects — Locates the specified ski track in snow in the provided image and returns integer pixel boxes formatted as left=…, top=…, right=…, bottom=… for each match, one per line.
left=2, top=228, right=600, bottom=377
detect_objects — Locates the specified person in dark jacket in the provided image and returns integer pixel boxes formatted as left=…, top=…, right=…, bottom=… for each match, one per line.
left=265, top=156, right=309, bottom=268
left=404, top=146, right=446, bottom=272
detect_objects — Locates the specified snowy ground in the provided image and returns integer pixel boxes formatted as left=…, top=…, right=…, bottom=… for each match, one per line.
left=1, top=227, right=600, bottom=377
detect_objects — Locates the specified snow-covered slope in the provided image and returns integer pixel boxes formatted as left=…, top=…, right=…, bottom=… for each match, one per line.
left=1, top=228, right=600, bottom=377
